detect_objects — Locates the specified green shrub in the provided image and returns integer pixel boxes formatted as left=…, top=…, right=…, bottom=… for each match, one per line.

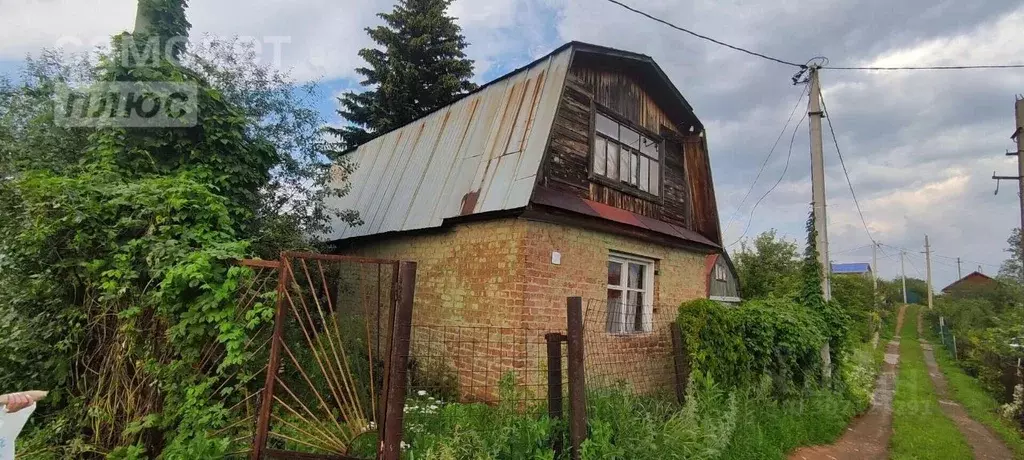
left=677, top=298, right=827, bottom=393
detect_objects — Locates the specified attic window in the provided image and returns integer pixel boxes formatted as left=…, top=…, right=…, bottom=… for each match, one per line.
left=592, top=112, right=661, bottom=196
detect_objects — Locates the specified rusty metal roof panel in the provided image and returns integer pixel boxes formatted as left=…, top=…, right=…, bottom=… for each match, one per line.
left=325, top=46, right=571, bottom=240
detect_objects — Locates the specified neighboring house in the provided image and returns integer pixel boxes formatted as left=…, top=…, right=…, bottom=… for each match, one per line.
left=323, top=42, right=737, bottom=395
left=832, top=262, right=872, bottom=277
left=941, top=271, right=998, bottom=294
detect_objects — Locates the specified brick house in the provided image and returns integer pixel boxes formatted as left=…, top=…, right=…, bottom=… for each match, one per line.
left=324, top=42, right=738, bottom=397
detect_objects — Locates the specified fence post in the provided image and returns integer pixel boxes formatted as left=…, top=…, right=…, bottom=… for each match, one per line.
left=670, top=322, right=690, bottom=404
left=952, top=334, right=958, bottom=361
left=378, top=262, right=416, bottom=460
left=566, top=297, right=586, bottom=460
left=251, top=256, right=289, bottom=460
left=545, top=332, right=566, bottom=457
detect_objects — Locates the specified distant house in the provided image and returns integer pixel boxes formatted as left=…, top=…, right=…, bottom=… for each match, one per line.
left=323, top=42, right=739, bottom=396
left=941, top=271, right=998, bottom=294
left=832, top=262, right=872, bottom=276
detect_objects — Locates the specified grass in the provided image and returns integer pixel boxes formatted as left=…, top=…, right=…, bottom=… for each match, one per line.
left=925, top=324, right=1024, bottom=457
left=720, top=386, right=860, bottom=459
left=889, top=305, right=973, bottom=460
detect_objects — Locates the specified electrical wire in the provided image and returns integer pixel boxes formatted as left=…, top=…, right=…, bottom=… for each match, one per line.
left=820, top=91, right=876, bottom=245
left=723, top=86, right=808, bottom=235
left=600, top=0, right=804, bottom=68
left=729, top=109, right=807, bottom=247
left=824, top=64, right=1024, bottom=71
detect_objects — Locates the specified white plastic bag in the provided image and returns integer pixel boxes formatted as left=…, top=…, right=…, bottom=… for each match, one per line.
left=0, top=404, right=35, bottom=460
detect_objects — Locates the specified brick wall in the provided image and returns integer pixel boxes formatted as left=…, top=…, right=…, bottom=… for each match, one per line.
left=338, top=217, right=708, bottom=399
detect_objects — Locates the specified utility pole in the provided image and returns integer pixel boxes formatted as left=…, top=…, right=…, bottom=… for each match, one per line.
left=924, top=235, right=933, bottom=309
left=806, top=64, right=832, bottom=378
left=808, top=65, right=831, bottom=300
left=994, top=96, right=1024, bottom=283
left=872, top=242, right=879, bottom=293
left=957, top=257, right=963, bottom=279
left=901, top=250, right=908, bottom=304
left=1017, top=97, right=1024, bottom=283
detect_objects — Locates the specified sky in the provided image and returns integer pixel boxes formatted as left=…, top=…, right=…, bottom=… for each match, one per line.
left=3, top=0, right=1023, bottom=289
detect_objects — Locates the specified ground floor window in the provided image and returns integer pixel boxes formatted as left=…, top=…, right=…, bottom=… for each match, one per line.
left=607, top=252, right=655, bottom=333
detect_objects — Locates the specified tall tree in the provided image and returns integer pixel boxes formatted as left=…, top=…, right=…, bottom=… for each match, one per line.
left=998, top=228, right=1022, bottom=282
left=331, top=0, right=476, bottom=150
left=733, top=229, right=800, bottom=299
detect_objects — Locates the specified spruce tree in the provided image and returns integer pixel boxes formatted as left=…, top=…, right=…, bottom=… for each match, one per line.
left=331, top=0, right=476, bottom=150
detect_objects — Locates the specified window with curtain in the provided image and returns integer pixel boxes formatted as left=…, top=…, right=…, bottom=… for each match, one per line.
left=592, top=112, right=661, bottom=196
left=606, top=253, right=655, bottom=334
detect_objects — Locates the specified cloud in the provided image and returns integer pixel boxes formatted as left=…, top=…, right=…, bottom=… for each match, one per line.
left=3, top=0, right=1021, bottom=288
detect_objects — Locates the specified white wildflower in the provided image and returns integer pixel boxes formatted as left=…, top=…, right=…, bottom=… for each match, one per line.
left=417, top=390, right=427, bottom=396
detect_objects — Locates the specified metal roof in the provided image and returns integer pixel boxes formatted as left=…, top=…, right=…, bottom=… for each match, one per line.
left=831, top=262, right=872, bottom=274
left=323, top=46, right=572, bottom=241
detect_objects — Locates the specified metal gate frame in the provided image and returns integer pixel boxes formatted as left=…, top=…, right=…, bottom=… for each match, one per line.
left=249, top=252, right=417, bottom=460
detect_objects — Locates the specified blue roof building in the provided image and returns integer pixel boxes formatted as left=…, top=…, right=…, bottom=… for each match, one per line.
left=831, top=262, right=872, bottom=275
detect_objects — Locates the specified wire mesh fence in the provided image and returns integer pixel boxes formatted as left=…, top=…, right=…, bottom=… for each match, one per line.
left=405, top=324, right=567, bottom=407
left=580, top=298, right=682, bottom=401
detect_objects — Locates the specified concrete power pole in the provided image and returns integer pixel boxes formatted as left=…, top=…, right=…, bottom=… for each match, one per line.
left=872, top=242, right=879, bottom=293
left=957, top=257, right=963, bottom=279
left=808, top=66, right=831, bottom=300
left=807, top=65, right=832, bottom=378
left=924, top=235, right=933, bottom=309
left=901, top=250, right=908, bottom=304
left=996, top=96, right=1024, bottom=283
left=1017, top=97, right=1024, bottom=283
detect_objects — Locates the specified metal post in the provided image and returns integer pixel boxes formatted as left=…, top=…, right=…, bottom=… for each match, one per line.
left=808, top=65, right=832, bottom=379
left=251, top=256, right=290, bottom=460
left=670, top=322, right=690, bottom=404
left=545, top=333, right=566, bottom=457
left=378, top=262, right=416, bottom=460
left=565, top=297, right=586, bottom=460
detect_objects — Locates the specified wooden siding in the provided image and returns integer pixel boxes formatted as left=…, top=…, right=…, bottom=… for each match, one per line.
left=569, top=65, right=680, bottom=135
left=709, top=257, right=740, bottom=299
left=540, top=57, right=722, bottom=245
left=683, top=136, right=721, bottom=244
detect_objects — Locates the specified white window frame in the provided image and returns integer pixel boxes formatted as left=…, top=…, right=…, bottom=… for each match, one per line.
left=714, top=263, right=727, bottom=281
left=606, top=252, right=655, bottom=334
left=592, top=111, right=662, bottom=196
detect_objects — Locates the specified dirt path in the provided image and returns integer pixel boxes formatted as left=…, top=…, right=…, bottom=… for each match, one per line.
left=917, top=310, right=1015, bottom=460
left=788, top=305, right=906, bottom=460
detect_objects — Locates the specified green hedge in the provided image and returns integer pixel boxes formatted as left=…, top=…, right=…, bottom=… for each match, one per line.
left=677, top=299, right=828, bottom=393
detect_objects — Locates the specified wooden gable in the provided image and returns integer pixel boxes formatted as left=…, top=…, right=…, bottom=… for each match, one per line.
left=537, top=48, right=721, bottom=246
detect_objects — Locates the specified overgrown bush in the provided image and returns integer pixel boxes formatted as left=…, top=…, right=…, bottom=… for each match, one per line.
left=677, top=299, right=827, bottom=394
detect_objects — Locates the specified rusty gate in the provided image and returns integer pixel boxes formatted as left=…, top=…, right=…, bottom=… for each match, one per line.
left=230, top=253, right=415, bottom=460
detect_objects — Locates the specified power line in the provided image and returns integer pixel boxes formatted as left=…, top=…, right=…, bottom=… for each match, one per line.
left=601, top=0, right=1024, bottom=72
left=601, top=0, right=804, bottom=68
left=729, top=108, right=807, bottom=247
left=723, top=86, right=808, bottom=235
left=825, top=64, right=1024, bottom=71
left=819, top=90, right=875, bottom=245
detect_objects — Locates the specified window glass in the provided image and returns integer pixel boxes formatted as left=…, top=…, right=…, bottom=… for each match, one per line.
left=608, top=261, right=622, bottom=286
left=620, top=126, right=640, bottom=149
left=620, top=151, right=630, bottom=184
left=639, top=157, right=649, bottom=192
left=606, top=143, right=619, bottom=180
left=591, top=111, right=661, bottom=196
left=650, top=161, right=660, bottom=193
left=640, top=136, right=659, bottom=156
left=596, top=113, right=618, bottom=138
left=628, top=263, right=644, bottom=289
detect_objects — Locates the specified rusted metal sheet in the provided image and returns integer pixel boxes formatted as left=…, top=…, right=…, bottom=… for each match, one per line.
left=325, top=47, right=571, bottom=241
left=531, top=187, right=719, bottom=249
